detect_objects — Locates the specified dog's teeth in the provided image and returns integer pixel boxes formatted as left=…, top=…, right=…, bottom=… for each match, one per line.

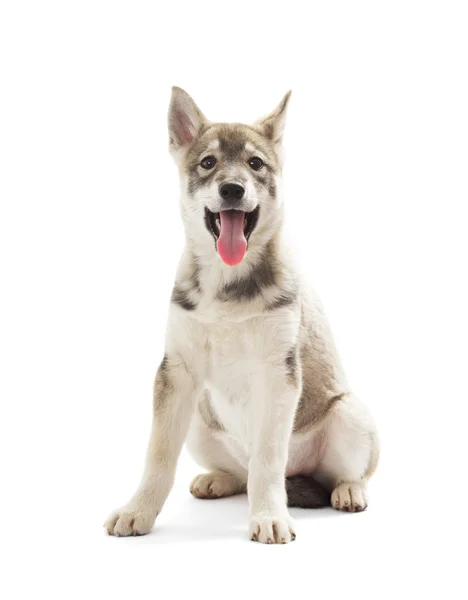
left=215, top=219, right=220, bottom=231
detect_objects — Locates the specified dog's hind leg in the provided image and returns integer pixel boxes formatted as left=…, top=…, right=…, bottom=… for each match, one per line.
left=314, top=393, right=379, bottom=512
left=189, top=471, right=246, bottom=499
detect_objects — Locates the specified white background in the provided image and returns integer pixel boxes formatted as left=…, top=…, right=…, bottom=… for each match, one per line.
left=1, top=1, right=467, bottom=598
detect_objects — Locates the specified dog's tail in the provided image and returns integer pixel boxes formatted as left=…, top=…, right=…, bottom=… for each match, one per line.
left=286, top=476, right=330, bottom=508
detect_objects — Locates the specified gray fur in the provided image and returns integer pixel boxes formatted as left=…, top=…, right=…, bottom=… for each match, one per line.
left=153, top=354, right=173, bottom=412
left=189, top=256, right=202, bottom=293
left=286, top=476, right=330, bottom=508
left=285, top=346, right=299, bottom=387
left=292, top=301, right=349, bottom=433
left=188, top=165, right=217, bottom=195
left=171, top=285, right=197, bottom=311
left=266, top=290, right=297, bottom=311
left=184, top=122, right=281, bottom=202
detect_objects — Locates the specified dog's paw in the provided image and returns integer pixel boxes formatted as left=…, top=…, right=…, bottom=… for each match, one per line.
left=331, top=482, right=368, bottom=512
left=190, top=471, right=246, bottom=499
left=249, top=515, right=296, bottom=544
left=104, top=504, right=158, bottom=537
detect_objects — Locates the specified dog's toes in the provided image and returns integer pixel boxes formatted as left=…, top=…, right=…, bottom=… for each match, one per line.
left=249, top=515, right=296, bottom=544
left=104, top=505, right=158, bottom=537
left=331, top=483, right=368, bottom=512
left=189, top=472, right=245, bottom=499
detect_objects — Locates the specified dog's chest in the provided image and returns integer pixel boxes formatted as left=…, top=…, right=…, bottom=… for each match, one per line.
left=202, top=313, right=295, bottom=442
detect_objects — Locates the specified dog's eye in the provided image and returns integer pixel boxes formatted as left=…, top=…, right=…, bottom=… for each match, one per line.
left=200, top=156, right=217, bottom=170
left=248, top=157, right=264, bottom=171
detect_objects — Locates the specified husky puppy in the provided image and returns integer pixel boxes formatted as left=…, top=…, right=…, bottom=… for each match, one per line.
left=105, top=88, right=379, bottom=544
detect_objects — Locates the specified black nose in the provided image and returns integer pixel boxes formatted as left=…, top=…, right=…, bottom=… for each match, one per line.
left=219, top=182, right=245, bottom=202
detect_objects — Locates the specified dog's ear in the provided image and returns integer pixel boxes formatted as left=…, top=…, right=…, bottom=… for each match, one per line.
left=168, top=87, right=207, bottom=151
left=253, top=91, right=292, bottom=145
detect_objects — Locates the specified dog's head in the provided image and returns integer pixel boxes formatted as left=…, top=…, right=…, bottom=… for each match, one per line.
left=168, top=87, right=291, bottom=266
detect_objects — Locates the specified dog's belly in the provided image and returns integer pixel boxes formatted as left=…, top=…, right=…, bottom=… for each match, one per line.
left=286, top=429, right=327, bottom=477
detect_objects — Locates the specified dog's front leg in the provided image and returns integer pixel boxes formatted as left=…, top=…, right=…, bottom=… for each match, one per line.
left=105, top=352, right=200, bottom=536
left=248, top=363, right=300, bottom=544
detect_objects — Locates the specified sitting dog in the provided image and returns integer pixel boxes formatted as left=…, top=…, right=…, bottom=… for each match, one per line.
left=105, top=87, right=379, bottom=544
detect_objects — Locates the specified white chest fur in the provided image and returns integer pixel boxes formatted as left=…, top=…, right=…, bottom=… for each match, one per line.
left=202, top=310, right=299, bottom=449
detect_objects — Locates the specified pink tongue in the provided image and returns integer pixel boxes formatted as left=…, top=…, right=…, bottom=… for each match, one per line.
left=217, top=210, right=247, bottom=266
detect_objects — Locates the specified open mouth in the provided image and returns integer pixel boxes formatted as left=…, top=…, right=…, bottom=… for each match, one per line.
left=204, top=206, right=260, bottom=266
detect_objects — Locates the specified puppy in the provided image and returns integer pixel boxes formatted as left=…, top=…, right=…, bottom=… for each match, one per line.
left=105, top=88, right=379, bottom=544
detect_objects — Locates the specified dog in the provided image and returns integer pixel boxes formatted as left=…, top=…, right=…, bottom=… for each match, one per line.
left=104, top=87, right=379, bottom=544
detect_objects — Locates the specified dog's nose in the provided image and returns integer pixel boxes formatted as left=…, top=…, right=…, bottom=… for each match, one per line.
left=219, top=183, right=245, bottom=203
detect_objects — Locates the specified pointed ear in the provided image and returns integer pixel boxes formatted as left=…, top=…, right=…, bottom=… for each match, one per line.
left=168, top=87, right=207, bottom=151
left=253, top=91, right=292, bottom=145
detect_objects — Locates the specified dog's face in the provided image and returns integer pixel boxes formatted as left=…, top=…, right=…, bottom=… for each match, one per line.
left=168, top=87, right=291, bottom=266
